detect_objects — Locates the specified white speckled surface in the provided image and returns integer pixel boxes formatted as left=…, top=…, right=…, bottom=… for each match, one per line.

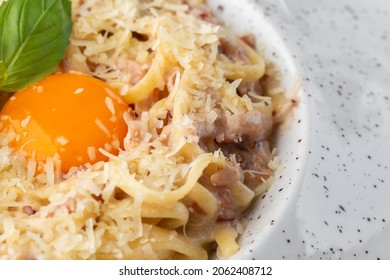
left=208, top=0, right=390, bottom=259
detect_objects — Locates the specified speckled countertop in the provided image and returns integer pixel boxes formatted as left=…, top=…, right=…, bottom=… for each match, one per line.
left=209, top=0, right=390, bottom=260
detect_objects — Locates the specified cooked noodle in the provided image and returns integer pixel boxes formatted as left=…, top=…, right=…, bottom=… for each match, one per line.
left=0, top=0, right=295, bottom=259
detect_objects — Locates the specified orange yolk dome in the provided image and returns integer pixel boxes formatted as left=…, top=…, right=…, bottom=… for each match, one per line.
left=0, top=73, right=129, bottom=172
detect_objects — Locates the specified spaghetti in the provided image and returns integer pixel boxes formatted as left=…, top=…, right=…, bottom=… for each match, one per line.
left=0, top=0, right=294, bottom=259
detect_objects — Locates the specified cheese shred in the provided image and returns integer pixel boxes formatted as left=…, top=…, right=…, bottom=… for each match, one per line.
left=0, top=0, right=295, bottom=260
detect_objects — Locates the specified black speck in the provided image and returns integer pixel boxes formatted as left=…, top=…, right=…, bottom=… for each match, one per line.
left=339, top=205, right=346, bottom=212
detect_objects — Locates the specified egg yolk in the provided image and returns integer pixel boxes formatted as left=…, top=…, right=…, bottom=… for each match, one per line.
left=0, top=73, right=129, bottom=172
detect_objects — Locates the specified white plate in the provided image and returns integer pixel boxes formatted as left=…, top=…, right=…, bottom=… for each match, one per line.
left=208, top=0, right=390, bottom=259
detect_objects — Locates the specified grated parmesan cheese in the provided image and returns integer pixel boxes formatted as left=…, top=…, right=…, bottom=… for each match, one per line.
left=104, top=97, right=115, bottom=115
left=74, top=88, right=84, bottom=95
left=94, top=118, right=110, bottom=136
left=0, top=0, right=289, bottom=260
left=20, top=115, right=32, bottom=128
left=56, top=136, right=69, bottom=146
left=87, top=146, right=96, bottom=161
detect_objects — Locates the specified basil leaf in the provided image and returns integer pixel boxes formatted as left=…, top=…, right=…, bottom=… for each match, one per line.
left=0, top=61, right=6, bottom=85
left=0, top=0, right=72, bottom=92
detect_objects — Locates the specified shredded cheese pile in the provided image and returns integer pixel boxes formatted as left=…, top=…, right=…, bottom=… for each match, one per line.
left=0, top=0, right=293, bottom=259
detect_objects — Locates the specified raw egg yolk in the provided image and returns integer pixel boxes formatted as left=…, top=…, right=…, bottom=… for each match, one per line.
left=0, top=73, right=129, bottom=172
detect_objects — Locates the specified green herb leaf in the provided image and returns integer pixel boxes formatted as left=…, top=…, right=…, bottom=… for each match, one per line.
left=0, top=61, right=6, bottom=85
left=0, top=0, right=72, bottom=92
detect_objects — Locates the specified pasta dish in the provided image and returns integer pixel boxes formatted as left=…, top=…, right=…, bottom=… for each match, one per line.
left=0, top=0, right=294, bottom=259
